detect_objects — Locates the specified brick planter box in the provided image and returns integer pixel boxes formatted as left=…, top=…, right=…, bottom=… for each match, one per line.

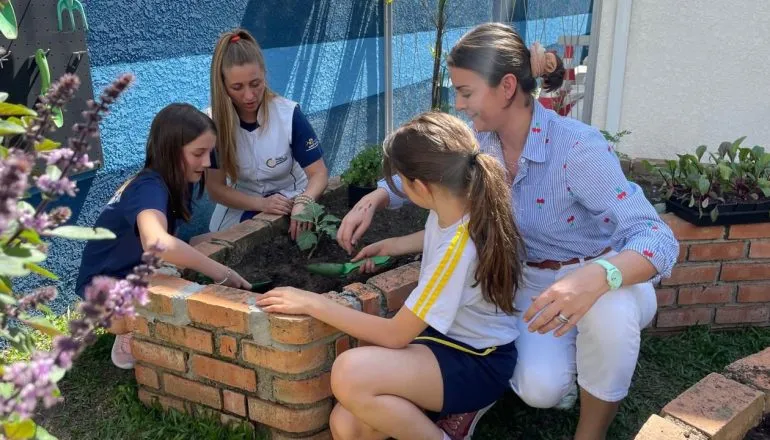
left=652, top=214, right=770, bottom=331
left=132, top=182, right=420, bottom=438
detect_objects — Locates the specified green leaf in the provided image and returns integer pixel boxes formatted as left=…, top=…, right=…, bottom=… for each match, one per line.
left=20, top=316, right=64, bottom=337
left=0, top=0, right=18, bottom=39
left=3, top=245, right=46, bottom=264
left=701, top=197, right=710, bottom=208
left=0, top=119, right=26, bottom=136
left=0, top=254, right=31, bottom=277
left=296, top=230, right=318, bottom=251
left=35, top=139, right=61, bottom=152
left=0, top=383, right=14, bottom=399
left=4, top=419, right=36, bottom=440
left=33, top=425, right=57, bottom=440
left=695, top=145, right=707, bottom=161
left=710, top=206, right=719, bottom=223
left=25, top=262, right=58, bottom=280
left=718, top=163, right=733, bottom=181
left=0, top=276, right=13, bottom=294
left=45, top=165, right=62, bottom=181
left=51, top=107, right=63, bottom=129
left=319, top=224, right=338, bottom=238
left=45, top=226, right=116, bottom=240
left=19, top=229, right=43, bottom=245
left=0, top=292, right=16, bottom=304
left=36, top=303, right=53, bottom=315
left=290, top=211, right=314, bottom=223
left=0, top=103, right=37, bottom=117
left=697, top=176, right=710, bottom=194
left=321, top=214, right=341, bottom=224
left=0, top=92, right=8, bottom=102
left=0, top=145, right=7, bottom=158
left=48, top=367, right=66, bottom=383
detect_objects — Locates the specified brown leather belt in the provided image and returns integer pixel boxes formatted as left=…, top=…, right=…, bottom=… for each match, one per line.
left=526, top=247, right=612, bottom=270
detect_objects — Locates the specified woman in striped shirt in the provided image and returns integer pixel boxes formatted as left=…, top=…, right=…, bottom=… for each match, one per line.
left=337, top=22, right=679, bottom=440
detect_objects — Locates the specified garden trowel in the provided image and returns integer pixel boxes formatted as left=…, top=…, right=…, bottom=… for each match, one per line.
left=306, top=256, right=391, bottom=277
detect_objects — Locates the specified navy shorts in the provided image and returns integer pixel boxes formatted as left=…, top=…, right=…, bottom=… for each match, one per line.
left=412, top=327, right=517, bottom=419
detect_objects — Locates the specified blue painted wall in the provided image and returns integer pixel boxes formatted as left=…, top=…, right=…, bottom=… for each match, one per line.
left=15, top=0, right=591, bottom=313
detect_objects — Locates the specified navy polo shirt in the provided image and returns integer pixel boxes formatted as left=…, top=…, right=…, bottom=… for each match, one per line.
left=75, top=170, right=182, bottom=297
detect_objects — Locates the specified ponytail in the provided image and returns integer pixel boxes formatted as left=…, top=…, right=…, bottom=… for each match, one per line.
left=467, top=153, right=523, bottom=314
left=382, top=111, right=523, bottom=315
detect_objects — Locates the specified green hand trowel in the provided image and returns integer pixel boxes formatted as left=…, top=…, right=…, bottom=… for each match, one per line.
left=306, top=256, right=391, bottom=277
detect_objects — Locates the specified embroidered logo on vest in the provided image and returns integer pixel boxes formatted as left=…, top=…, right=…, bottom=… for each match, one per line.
left=266, top=155, right=288, bottom=168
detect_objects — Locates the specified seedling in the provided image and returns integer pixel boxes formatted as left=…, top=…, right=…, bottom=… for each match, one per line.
left=291, top=201, right=340, bottom=259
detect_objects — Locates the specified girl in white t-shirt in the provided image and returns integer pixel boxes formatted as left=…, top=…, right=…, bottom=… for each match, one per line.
left=256, top=112, right=524, bottom=440
left=205, top=28, right=328, bottom=239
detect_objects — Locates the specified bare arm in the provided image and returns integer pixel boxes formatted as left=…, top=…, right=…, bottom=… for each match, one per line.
left=136, top=209, right=249, bottom=288
left=299, top=159, right=328, bottom=202
left=205, top=168, right=263, bottom=212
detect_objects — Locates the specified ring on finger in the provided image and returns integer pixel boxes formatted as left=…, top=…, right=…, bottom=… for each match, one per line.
left=557, top=313, right=570, bottom=324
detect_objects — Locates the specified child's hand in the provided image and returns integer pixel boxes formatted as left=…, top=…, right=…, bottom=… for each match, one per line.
left=256, top=287, right=320, bottom=315
left=352, top=239, right=393, bottom=273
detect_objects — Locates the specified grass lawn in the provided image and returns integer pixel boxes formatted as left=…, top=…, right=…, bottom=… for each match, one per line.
left=4, top=315, right=769, bottom=440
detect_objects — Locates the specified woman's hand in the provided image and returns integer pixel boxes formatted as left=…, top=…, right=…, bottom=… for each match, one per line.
left=351, top=238, right=395, bottom=273
left=258, top=194, right=293, bottom=216
left=336, top=189, right=388, bottom=254
left=256, top=287, right=322, bottom=315
left=289, top=202, right=312, bottom=240
left=523, top=264, right=609, bottom=337
left=216, top=267, right=251, bottom=290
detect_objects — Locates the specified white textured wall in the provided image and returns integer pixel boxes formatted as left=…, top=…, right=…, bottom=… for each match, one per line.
left=591, top=0, right=770, bottom=158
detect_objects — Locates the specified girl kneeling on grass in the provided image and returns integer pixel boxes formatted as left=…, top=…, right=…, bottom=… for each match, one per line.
left=256, top=112, right=523, bottom=440
left=76, top=103, right=250, bottom=370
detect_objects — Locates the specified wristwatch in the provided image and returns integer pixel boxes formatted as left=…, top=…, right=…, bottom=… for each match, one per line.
left=594, top=259, right=622, bottom=290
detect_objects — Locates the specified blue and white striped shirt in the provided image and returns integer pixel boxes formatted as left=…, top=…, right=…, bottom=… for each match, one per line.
left=379, top=101, right=679, bottom=283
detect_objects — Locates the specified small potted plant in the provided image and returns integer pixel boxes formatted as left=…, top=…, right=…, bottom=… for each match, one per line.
left=341, top=144, right=383, bottom=207
left=644, top=136, right=770, bottom=225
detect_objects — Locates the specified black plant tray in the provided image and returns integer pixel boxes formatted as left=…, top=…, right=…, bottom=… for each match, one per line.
left=666, top=197, right=770, bottom=226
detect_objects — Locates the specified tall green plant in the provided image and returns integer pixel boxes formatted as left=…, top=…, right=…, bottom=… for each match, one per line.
left=341, top=145, right=383, bottom=188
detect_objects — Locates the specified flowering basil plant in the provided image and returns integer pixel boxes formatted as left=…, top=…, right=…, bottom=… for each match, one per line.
left=0, top=72, right=162, bottom=440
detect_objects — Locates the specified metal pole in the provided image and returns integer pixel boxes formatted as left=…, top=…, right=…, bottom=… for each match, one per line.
left=384, top=0, right=394, bottom=135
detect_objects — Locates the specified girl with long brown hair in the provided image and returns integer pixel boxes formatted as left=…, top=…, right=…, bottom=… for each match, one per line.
left=77, top=103, right=250, bottom=370
left=256, top=111, right=523, bottom=440
left=204, top=28, right=328, bottom=240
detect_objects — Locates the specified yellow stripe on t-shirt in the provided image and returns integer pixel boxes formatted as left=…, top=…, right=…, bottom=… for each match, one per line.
left=418, top=225, right=470, bottom=319
left=411, top=223, right=470, bottom=319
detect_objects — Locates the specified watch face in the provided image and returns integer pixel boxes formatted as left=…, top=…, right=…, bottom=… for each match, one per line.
left=609, top=271, right=623, bottom=286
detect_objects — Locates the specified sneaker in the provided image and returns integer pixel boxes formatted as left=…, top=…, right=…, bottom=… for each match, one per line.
left=553, top=381, right=578, bottom=410
left=111, top=333, right=135, bottom=369
left=436, top=402, right=495, bottom=440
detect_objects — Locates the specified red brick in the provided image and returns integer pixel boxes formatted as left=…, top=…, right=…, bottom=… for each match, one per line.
left=223, top=389, right=246, bottom=416
left=154, top=323, right=213, bottom=354
left=750, top=240, right=770, bottom=258
left=662, top=213, right=725, bottom=240
left=135, top=364, right=159, bottom=389
left=655, top=308, right=714, bottom=328
left=194, top=241, right=230, bottom=260
left=724, top=347, right=770, bottom=413
left=191, top=355, right=257, bottom=392
left=131, top=339, right=186, bottom=372
left=715, top=306, right=770, bottom=324
left=146, top=274, right=196, bottom=315
left=211, top=218, right=269, bottom=245
left=729, top=223, right=770, bottom=239
left=368, top=262, right=420, bottom=311
left=269, top=314, right=339, bottom=345
left=677, top=243, right=687, bottom=263
left=662, top=373, right=764, bottom=440
left=738, top=284, right=770, bottom=303
left=242, top=342, right=327, bottom=374
left=133, top=316, right=150, bottom=336
left=188, top=285, right=256, bottom=334
left=345, top=282, right=384, bottom=316
left=247, top=397, right=332, bottom=433
left=218, top=335, right=237, bottom=358
left=688, top=242, right=745, bottom=261
left=656, top=288, right=677, bottom=307
left=661, top=264, right=719, bottom=286
left=678, top=285, right=733, bottom=305
left=335, top=335, right=351, bottom=357
left=138, top=389, right=186, bottom=413
left=271, top=430, right=332, bottom=440
left=721, top=263, right=770, bottom=281
left=273, top=372, right=332, bottom=405
left=163, top=374, right=221, bottom=409
left=633, top=414, right=707, bottom=440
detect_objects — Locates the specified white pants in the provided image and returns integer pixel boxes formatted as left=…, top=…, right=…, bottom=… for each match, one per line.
left=509, top=252, right=657, bottom=405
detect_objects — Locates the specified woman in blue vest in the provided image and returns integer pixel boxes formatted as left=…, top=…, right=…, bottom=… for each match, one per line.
left=337, top=23, right=679, bottom=440
left=205, top=29, right=329, bottom=240
left=77, top=103, right=250, bottom=370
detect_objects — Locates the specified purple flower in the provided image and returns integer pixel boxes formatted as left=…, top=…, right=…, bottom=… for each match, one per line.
left=19, top=210, right=51, bottom=233
left=49, top=206, right=72, bottom=227
left=35, top=175, right=77, bottom=197
left=45, top=148, right=74, bottom=167
left=0, top=151, right=32, bottom=234
left=5, top=287, right=58, bottom=318
left=22, top=75, right=80, bottom=150
left=0, top=354, right=61, bottom=419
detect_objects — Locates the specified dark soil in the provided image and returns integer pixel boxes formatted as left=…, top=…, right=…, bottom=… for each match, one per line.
left=745, top=413, right=770, bottom=439
left=232, top=189, right=428, bottom=293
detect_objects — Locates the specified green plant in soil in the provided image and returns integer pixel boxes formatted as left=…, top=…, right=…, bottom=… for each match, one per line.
left=291, top=201, right=341, bottom=259
left=341, top=144, right=383, bottom=188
